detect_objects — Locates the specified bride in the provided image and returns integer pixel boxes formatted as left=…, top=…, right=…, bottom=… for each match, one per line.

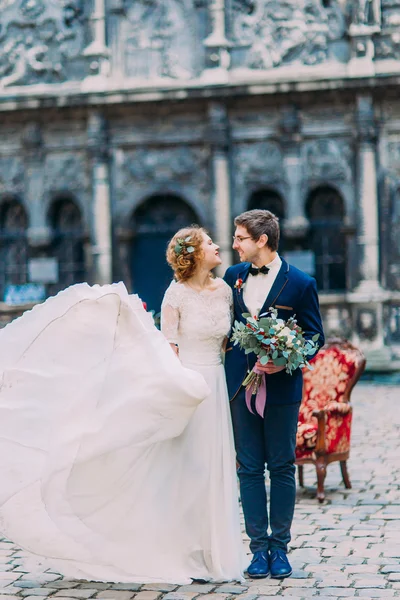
left=0, top=225, right=246, bottom=584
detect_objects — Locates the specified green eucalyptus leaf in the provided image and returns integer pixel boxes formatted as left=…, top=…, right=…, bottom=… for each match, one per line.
left=185, top=236, right=192, bottom=242
left=186, top=246, right=195, bottom=253
left=273, top=357, right=287, bottom=367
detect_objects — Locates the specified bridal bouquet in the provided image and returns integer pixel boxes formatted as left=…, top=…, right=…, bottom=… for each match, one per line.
left=230, top=308, right=320, bottom=417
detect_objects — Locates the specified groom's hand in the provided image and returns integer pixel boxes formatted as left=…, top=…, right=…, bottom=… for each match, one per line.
left=255, top=359, right=285, bottom=374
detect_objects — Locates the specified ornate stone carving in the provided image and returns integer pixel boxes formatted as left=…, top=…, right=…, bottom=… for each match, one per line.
left=321, top=306, right=352, bottom=339
left=386, top=187, right=400, bottom=290
left=352, top=0, right=381, bottom=26
left=87, top=113, right=108, bottom=161
left=124, top=0, right=200, bottom=79
left=374, top=0, right=400, bottom=58
left=230, top=0, right=346, bottom=70
left=233, top=142, right=284, bottom=185
left=386, top=137, right=400, bottom=176
left=0, top=157, right=25, bottom=194
left=356, top=96, right=377, bottom=143
left=303, top=139, right=352, bottom=181
left=118, top=146, right=210, bottom=198
left=356, top=308, right=378, bottom=341
left=0, top=0, right=87, bottom=87
left=386, top=303, right=400, bottom=343
left=44, top=153, right=90, bottom=193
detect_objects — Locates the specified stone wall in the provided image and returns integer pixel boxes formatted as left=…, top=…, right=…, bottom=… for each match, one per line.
left=1, top=0, right=400, bottom=369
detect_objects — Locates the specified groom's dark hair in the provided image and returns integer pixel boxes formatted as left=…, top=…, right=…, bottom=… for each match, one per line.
left=234, top=209, right=280, bottom=251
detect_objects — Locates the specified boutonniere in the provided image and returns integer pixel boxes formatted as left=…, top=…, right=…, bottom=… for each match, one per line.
left=234, top=278, right=244, bottom=292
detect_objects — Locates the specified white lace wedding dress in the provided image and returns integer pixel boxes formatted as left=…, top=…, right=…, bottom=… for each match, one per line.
left=0, top=280, right=246, bottom=584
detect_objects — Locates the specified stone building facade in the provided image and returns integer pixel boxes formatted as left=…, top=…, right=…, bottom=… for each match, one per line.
left=1, top=0, right=400, bottom=369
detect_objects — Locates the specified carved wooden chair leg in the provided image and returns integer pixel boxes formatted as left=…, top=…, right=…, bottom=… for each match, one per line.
left=340, top=460, right=352, bottom=489
left=298, top=465, right=304, bottom=487
left=316, top=458, right=326, bottom=503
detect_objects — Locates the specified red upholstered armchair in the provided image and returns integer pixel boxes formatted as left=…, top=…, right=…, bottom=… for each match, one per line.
left=295, top=338, right=366, bottom=503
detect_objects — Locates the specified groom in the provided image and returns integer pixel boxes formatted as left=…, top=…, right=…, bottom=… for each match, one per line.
left=224, top=209, right=324, bottom=579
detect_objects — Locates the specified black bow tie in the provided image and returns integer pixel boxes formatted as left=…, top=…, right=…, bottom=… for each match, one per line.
left=249, top=265, right=270, bottom=276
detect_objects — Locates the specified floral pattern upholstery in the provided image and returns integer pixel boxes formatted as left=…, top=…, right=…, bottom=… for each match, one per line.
left=296, top=346, right=360, bottom=460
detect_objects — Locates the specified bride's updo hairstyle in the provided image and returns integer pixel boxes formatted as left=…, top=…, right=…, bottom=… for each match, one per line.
left=166, top=225, right=206, bottom=281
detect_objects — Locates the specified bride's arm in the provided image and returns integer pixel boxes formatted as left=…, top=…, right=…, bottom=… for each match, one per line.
left=161, top=284, right=180, bottom=357
left=161, top=304, right=180, bottom=357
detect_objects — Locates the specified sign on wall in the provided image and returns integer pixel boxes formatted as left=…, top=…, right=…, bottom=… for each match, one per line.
left=28, top=258, right=59, bottom=284
left=4, top=284, right=46, bottom=306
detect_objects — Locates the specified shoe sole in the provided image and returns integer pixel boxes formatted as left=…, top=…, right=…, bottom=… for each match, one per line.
left=270, top=569, right=292, bottom=579
left=246, top=572, right=270, bottom=579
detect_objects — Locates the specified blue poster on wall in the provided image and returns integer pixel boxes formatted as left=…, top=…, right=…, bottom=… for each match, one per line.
left=3, top=284, right=46, bottom=306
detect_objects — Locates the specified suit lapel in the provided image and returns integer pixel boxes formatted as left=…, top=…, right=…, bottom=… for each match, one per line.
left=259, top=258, right=290, bottom=317
left=234, top=263, right=251, bottom=316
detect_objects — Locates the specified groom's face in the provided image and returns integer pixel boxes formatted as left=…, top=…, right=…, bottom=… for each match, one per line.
left=233, top=225, right=261, bottom=263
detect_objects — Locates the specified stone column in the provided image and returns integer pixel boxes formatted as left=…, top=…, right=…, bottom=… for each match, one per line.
left=202, top=0, right=231, bottom=83
left=208, top=103, right=232, bottom=274
left=349, top=95, right=391, bottom=368
left=83, top=0, right=110, bottom=77
left=354, top=96, right=381, bottom=293
left=108, top=0, right=125, bottom=82
left=23, top=123, right=51, bottom=248
left=348, top=0, right=381, bottom=76
left=87, top=112, right=112, bottom=285
left=279, top=107, right=308, bottom=239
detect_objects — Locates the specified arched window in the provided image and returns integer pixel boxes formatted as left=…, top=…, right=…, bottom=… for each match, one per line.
left=306, top=186, right=346, bottom=292
left=131, top=194, right=198, bottom=312
left=48, top=198, right=85, bottom=294
left=247, top=189, right=286, bottom=251
left=0, top=200, right=28, bottom=300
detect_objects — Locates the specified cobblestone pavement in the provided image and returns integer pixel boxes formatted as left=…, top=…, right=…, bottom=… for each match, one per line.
left=0, top=384, right=399, bottom=600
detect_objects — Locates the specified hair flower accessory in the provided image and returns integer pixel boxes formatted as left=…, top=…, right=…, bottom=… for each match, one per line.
left=234, top=278, right=244, bottom=292
left=174, top=236, right=195, bottom=256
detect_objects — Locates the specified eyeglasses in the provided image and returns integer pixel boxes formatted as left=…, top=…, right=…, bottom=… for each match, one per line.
left=232, top=235, right=252, bottom=243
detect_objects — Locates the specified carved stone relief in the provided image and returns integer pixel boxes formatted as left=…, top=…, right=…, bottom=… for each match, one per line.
left=117, top=146, right=210, bottom=203
left=44, top=153, right=90, bottom=194
left=230, top=0, right=346, bottom=70
left=321, top=305, right=352, bottom=339
left=387, top=187, right=400, bottom=290
left=124, top=0, right=201, bottom=79
left=303, top=139, right=352, bottom=181
left=356, top=308, right=378, bottom=341
left=374, top=0, right=400, bottom=59
left=0, top=156, right=25, bottom=195
left=352, top=0, right=381, bottom=26
left=233, top=142, right=284, bottom=187
left=0, top=0, right=87, bottom=87
left=386, top=303, right=400, bottom=344
left=386, top=137, right=400, bottom=176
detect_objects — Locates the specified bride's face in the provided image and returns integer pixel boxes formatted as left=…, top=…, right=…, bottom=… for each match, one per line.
left=200, top=232, right=221, bottom=270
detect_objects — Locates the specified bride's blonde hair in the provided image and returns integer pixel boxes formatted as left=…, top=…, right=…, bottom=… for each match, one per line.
left=166, top=225, right=207, bottom=282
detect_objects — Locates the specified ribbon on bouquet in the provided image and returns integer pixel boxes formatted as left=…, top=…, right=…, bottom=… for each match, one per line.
left=244, top=365, right=267, bottom=418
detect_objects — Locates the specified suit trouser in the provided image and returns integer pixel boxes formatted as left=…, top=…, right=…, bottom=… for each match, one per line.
left=231, top=391, right=300, bottom=554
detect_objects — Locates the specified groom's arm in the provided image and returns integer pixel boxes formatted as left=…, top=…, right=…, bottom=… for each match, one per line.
left=296, top=277, right=325, bottom=357
left=256, top=276, right=325, bottom=375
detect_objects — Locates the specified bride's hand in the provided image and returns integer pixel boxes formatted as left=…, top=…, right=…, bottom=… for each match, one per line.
left=170, top=343, right=179, bottom=357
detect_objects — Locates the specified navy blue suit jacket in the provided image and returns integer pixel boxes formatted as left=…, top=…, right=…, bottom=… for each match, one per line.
left=224, top=258, right=325, bottom=405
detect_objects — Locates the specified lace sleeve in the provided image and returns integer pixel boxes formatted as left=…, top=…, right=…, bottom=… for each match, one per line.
left=161, top=282, right=181, bottom=344
left=220, top=279, right=234, bottom=323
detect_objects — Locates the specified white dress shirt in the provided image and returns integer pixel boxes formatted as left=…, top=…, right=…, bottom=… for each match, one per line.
left=243, top=254, right=282, bottom=318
